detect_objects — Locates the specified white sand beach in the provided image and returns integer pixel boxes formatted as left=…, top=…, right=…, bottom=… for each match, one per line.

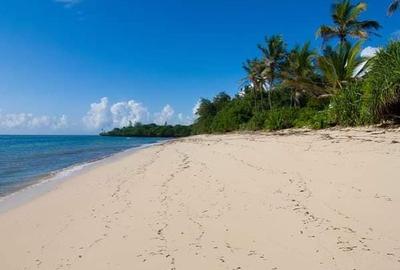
left=0, top=128, right=400, bottom=270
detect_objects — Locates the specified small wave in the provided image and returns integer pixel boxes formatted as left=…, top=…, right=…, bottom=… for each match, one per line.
left=0, top=139, right=168, bottom=210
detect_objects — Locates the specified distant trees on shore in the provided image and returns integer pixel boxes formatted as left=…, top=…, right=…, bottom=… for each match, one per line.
left=191, top=0, right=400, bottom=133
left=103, top=0, right=400, bottom=137
left=100, top=123, right=192, bottom=138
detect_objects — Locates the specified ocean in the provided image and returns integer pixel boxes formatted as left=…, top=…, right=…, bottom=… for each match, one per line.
left=0, top=135, right=166, bottom=197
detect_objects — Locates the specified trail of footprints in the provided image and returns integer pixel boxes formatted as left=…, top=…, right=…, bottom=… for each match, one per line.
left=35, top=138, right=400, bottom=269
left=274, top=171, right=400, bottom=264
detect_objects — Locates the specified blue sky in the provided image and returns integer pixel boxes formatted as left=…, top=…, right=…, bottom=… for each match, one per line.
left=0, top=0, right=398, bottom=134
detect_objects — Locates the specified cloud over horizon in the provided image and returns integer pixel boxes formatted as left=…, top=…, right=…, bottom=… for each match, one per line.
left=154, top=105, right=175, bottom=125
left=83, top=97, right=195, bottom=131
left=0, top=111, right=68, bottom=132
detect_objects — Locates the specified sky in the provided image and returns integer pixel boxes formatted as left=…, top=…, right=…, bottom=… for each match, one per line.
left=0, top=0, right=399, bottom=134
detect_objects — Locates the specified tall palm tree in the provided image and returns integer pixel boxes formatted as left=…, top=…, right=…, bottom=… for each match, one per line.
left=281, top=42, right=323, bottom=105
left=317, top=0, right=381, bottom=45
left=243, top=58, right=267, bottom=109
left=388, top=0, right=400, bottom=15
left=257, top=35, right=287, bottom=109
left=318, top=41, right=366, bottom=92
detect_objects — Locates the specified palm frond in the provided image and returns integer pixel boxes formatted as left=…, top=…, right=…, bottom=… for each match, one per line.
left=317, top=0, right=380, bottom=44
left=388, top=0, right=400, bottom=16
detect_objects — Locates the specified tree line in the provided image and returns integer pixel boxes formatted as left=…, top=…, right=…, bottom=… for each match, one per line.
left=102, top=0, right=399, bottom=137
left=192, top=0, right=400, bottom=134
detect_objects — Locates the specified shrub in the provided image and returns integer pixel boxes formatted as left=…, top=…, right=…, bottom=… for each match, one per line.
left=330, top=82, right=364, bottom=126
left=210, top=99, right=253, bottom=133
left=363, top=42, right=400, bottom=122
left=292, top=107, right=332, bottom=129
left=244, top=111, right=269, bottom=131
left=264, top=108, right=298, bottom=130
left=293, top=107, right=318, bottom=128
left=309, top=110, right=331, bottom=129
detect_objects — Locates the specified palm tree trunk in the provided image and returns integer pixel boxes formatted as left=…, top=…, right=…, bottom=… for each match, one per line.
left=260, top=89, right=265, bottom=111
left=268, top=91, right=272, bottom=110
left=253, top=88, right=257, bottom=110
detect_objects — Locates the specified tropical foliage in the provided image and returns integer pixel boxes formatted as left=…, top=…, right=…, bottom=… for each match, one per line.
left=101, top=123, right=192, bottom=137
left=316, top=0, right=380, bottom=44
left=191, top=0, right=399, bottom=134
left=363, top=42, right=400, bottom=121
left=103, top=0, right=399, bottom=138
left=317, top=41, right=366, bottom=91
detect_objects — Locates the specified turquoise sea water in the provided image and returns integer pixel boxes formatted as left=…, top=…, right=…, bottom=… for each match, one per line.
left=0, top=135, right=165, bottom=197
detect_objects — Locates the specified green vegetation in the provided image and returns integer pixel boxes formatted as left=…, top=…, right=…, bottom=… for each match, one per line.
left=363, top=42, right=400, bottom=122
left=192, top=0, right=400, bottom=135
left=100, top=123, right=192, bottom=137
left=103, top=0, right=399, bottom=138
left=316, top=0, right=380, bottom=44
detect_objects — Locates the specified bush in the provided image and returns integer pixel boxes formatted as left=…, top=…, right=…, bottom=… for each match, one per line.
left=291, top=107, right=331, bottom=129
left=293, top=107, right=318, bottom=128
left=244, top=111, right=269, bottom=131
left=192, top=116, right=214, bottom=134
left=309, top=110, right=331, bottom=129
left=210, top=99, right=253, bottom=133
left=330, top=82, right=364, bottom=126
left=363, top=42, right=400, bottom=122
left=264, top=108, right=298, bottom=130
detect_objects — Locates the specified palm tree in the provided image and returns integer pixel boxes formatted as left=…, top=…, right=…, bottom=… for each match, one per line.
left=243, top=58, right=267, bottom=110
left=388, top=0, right=400, bottom=15
left=317, top=0, right=381, bottom=45
left=317, top=41, right=366, bottom=92
left=257, top=35, right=287, bottom=109
left=281, top=42, right=323, bottom=105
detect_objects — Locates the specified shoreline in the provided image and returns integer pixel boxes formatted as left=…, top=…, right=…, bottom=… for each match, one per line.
left=0, top=140, right=171, bottom=214
left=0, top=129, right=399, bottom=269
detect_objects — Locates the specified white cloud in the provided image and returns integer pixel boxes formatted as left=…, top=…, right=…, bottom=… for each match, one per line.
left=361, top=46, right=381, bottom=58
left=83, top=98, right=197, bottom=130
left=353, top=46, right=382, bottom=78
left=110, top=100, right=149, bottom=127
left=0, top=111, right=68, bottom=130
left=54, top=0, right=81, bottom=7
left=154, top=105, right=175, bottom=125
left=192, top=100, right=201, bottom=117
left=83, top=97, right=110, bottom=129
left=83, top=97, right=149, bottom=130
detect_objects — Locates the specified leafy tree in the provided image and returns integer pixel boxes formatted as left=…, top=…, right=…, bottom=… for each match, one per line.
left=317, top=41, right=365, bottom=92
left=281, top=42, right=322, bottom=105
left=243, top=58, right=267, bottom=110
left=212, top=92, right=231, bottom=111
left=317, top=0, right=381, bottom=45
left=258, top=35, right=287, bottom=109
left=196, top=98, right=217, bottom=118
left=101, top=123, right=192, bottom=137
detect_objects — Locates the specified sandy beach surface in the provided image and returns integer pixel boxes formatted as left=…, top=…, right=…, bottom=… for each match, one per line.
left=0, top=128, right=400, bottom=270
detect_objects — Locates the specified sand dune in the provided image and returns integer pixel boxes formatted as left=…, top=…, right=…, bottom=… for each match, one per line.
left=1, top=128, right=400, bottom=269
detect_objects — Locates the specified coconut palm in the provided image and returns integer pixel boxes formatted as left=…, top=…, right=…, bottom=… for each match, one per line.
left=388, top=0, right=400, bottom=15
left=242, top=58, right=267, bottom=109
left=317, top=0, right=381, bottom=45
left=318, top=41, right=366, bottom=92
left=281, top=42, right=323, bottom=104
left=257, top=35, right=287, bottom=108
